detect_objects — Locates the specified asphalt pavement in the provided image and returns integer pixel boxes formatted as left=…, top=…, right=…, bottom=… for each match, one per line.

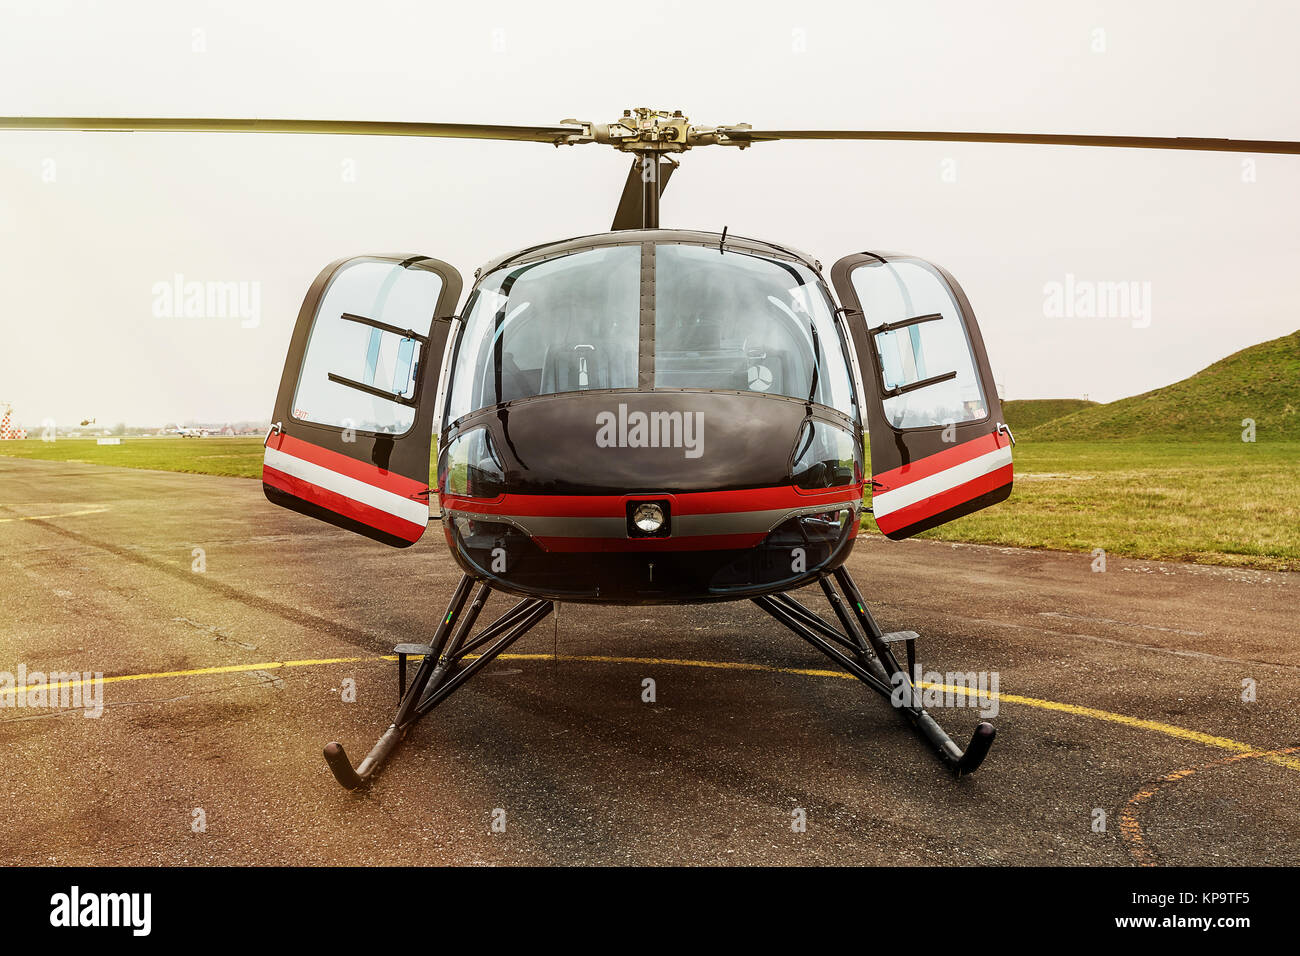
left=1, top=456, right=1296, bottom=865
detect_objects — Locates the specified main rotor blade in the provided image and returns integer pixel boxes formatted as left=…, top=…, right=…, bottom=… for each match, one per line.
left=726, top=129, right=1300, bottom=155
left=611, top=157, right=675, bottom=230
left=0, top=116, right=584, bottom=144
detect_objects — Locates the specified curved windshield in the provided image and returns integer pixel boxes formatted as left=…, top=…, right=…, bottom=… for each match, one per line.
left=446, top=246, right=640, bottom=424
left=445, top=241, right=858, bottom=425
left=655, top=245, right=854, bottom=413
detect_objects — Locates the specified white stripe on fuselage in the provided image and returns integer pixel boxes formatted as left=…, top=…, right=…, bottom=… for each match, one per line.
left=264, top=446, right=428, bottom=527
left=871, top=446, right=1012, bottom=518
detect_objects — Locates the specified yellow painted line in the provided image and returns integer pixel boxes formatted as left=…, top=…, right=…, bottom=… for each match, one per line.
left=8, top=657, right=376, bottom=693
left=980, top=689, right=1300, bottom=772
left=5, top=651, right=1298, bottom=772
left=0, top=507, right=109, bottom=523
left=499, top=652, right=849, bottom=680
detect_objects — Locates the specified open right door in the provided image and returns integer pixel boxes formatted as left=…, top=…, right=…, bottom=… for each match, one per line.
left=831, top=252, right=1013, bottom=540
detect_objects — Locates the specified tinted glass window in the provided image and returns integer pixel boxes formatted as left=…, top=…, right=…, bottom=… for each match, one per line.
left=791, top=420, right=861, bottom=489
left=446, top=246, right=640, bottom=422
left=292, top=260, right=443, bottom=434
left=849, top=259, right=987, bottom=429
left=655, top=245, right=855, bottom=415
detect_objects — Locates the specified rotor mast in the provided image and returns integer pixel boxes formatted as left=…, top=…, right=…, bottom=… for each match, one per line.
left=639, top=152, right=659, bottom=229
left=561, top=108, right=753, bottom=229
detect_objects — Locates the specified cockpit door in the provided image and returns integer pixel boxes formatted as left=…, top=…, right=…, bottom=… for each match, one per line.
left=830, top=252, right=1013, bottom=540
left=263, top=255, right=462, bottom=547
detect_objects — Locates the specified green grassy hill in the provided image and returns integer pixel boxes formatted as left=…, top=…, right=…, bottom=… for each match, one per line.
left=1027, top=330, right=1300, bottom=442
left=1002, top=398, right=1098, bottom=432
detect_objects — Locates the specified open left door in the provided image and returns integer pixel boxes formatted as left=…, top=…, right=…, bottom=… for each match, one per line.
left=831, top=252, right=1013, bottom=540
left=263, top=255, right=462, bottom=547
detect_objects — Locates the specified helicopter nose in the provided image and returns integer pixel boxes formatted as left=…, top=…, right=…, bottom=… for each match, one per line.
left=493, top=391, right=809, bottom=495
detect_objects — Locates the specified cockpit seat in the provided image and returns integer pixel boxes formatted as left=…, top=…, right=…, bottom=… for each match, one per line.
left=541, top=341, right=636, bottom=393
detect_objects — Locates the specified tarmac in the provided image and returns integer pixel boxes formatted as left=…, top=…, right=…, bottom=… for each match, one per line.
left=1, top=456, right=1297, bottom=865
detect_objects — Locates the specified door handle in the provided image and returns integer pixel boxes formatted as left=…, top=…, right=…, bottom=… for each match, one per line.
left=264, top=421, right=282, bottom=447
left=995, top=422, right=1016, bottom=446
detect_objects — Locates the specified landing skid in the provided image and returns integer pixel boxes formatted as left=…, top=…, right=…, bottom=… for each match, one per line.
left=323, top=576, right=554, bottom=790
left=753, top=566, right=995, bottom=775
left=323, top=566, right=993, bottom=790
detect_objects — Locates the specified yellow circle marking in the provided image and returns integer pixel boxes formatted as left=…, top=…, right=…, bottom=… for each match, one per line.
left=1119, top=746, right=1300, bottom=865
left=6, top=651, right=1299, bottom=772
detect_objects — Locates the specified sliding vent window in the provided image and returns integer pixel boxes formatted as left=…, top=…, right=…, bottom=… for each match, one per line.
left=849, top=259, right=986, bottom=429
left=292, top=259, right=444, bottom=435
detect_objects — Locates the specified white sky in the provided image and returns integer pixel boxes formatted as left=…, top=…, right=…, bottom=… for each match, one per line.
left=1, top=0, right=1297, bottom=426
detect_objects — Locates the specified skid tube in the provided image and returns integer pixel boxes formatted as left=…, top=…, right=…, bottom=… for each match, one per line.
left=752, top=566, right=995, bottom=776
left=323, top=575, right=554, bottom=790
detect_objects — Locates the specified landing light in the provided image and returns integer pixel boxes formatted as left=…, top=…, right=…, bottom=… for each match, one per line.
left=632, top=503, right=666, bottom=534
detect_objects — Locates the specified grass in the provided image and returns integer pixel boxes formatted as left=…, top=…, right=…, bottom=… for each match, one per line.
left=3, top=436, right=1296, bottom=571
left=0, top=437, right=266, bottom=478
left=864, top=440, right=1300, bottom=571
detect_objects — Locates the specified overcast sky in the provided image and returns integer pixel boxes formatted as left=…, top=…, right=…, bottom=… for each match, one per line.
left=1, top=0, right=1297, bottom=427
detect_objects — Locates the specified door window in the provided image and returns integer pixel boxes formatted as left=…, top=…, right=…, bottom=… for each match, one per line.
left=849, top=259, right=986, bottom=429
left=293, top=260, right=444, bottom=434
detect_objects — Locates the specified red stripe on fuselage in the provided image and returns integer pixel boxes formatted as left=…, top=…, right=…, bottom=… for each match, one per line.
left=871, top=432, right=1006, bottom=492
left=439, top=483, right=863, bottom=519
left=873, top=463, right=1013, bottom=535
left=268, top=432, right=428, bottom=499
left=264, top=464, right=424, bottom=542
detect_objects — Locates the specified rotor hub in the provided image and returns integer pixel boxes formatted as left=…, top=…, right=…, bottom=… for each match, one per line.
left=558, top=107, right=752, bottom=152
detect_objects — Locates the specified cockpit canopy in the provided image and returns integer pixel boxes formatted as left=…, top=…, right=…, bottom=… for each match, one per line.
left=444, top=239, right=857, bottom=427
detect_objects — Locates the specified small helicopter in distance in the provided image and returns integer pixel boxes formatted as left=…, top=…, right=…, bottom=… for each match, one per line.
left=6, top=109, right=1296, bottom=790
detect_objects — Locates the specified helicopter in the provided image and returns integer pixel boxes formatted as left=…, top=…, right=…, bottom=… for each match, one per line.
left=6, top=109, right=1297, bottom=790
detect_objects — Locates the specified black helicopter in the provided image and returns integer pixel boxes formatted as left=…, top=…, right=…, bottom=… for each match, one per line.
left=6, top=109, right=1296, bottom=789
